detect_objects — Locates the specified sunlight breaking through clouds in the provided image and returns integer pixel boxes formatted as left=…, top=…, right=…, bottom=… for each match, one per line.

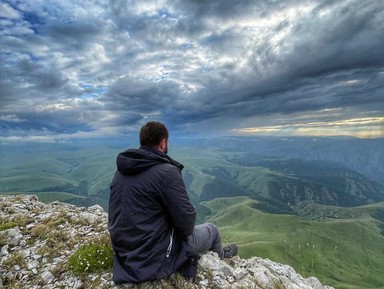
left=234, top=117, right=384, bottom=138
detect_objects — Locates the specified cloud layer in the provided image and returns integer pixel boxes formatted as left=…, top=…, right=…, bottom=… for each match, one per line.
left=1, top=0, right=383, bottom=141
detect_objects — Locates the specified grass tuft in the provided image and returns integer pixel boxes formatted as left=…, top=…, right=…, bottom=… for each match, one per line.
left=3, top=251, right=26, bottom=270
left=0, top=232, right=7, bottom=246
left=30, top=224, right=50, bottom=239
left=0, top=216, right=18, bottom=231
left=68, top=234, right=113, bottom=275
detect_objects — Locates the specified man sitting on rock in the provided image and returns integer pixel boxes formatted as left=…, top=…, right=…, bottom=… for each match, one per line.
left=108, top=121, right=238, bottom=284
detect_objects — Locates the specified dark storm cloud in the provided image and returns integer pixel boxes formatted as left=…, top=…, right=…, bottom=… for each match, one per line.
left=105, top=78, right=182, bottom=111
left=0, top=0, right=383, bottom=141
left=168, top=0, right=384, bottom=122
left=286, top=2, right=384, bottom=76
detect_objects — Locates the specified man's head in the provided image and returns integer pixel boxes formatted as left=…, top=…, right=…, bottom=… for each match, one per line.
left=140, top=121, right=169, bottom=154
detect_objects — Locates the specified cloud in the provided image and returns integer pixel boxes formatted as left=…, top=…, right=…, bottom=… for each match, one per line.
left=0, top=2, right=21, bottom=19
left=234, top=113, right=384, bottom=138
left=0, top=0, right=383, bottom=141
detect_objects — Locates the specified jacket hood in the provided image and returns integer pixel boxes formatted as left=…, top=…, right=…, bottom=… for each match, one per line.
left=116, top=146, right=184, bottom=175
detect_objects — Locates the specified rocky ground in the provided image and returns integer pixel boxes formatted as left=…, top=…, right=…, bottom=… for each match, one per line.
left=0, top=194, right=334, bottom=289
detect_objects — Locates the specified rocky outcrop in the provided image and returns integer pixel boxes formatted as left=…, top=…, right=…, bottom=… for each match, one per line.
left=0, top=194, right=334, bottom=289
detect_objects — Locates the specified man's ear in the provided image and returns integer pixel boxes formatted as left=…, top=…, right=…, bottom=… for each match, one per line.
left=159, top=139, right=167, bottom=152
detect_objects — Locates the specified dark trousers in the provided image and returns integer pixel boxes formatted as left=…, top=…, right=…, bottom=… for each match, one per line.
left=187, top=223, right=223, bottom=258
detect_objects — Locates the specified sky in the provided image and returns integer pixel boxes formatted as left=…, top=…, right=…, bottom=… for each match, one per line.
left=0, top=0, right=383, bottom=143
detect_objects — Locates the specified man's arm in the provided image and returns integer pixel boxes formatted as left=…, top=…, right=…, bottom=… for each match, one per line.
left=161, top=166, right=196, bottom=236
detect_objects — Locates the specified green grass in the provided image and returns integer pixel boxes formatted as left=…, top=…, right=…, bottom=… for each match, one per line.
left=203, top=196, right=384, bottom=289
left=68, top=235, right=113, bottom=275
left=0, top=221, right=18, bottom=231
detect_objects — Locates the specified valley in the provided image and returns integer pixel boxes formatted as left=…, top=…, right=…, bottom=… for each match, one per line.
left=1, top=136, right=384, bottom=288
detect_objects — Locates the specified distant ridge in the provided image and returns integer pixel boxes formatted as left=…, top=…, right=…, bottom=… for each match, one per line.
left=193, top=136, right=384, bottom=186
left=182, top=152, right=384, bottom=215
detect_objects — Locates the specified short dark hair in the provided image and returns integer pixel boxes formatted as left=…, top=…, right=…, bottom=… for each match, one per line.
left=140, top=121, right=169, bottom=147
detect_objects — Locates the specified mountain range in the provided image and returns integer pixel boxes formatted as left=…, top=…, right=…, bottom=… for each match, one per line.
left=1, top=136, right=384, bottom=288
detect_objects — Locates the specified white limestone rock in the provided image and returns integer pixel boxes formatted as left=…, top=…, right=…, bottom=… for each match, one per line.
left=1, top=245, right=9, bottom=256
left=233, top=267, right=248, bottom=281
left=40, top=270, right=55, bottom=284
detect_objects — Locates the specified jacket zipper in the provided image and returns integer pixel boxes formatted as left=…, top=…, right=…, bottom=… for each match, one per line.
left=166, top=228, right=174, bottom=258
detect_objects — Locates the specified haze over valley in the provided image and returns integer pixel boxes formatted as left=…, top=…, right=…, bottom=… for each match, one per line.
left=1, top=136, right=384, bottom=288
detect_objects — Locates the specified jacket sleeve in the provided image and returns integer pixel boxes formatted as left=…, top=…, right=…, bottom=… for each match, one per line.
left=161, top=165, right=196, bottom=236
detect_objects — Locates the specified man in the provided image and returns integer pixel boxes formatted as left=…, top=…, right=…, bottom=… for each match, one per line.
left=108, top=121, right=237, bottom=284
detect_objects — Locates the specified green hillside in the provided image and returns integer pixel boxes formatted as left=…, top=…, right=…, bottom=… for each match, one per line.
left=173, top=148, right=384, bottom=210
left=0, top=144, right=119, bottom=206
left=2, top=142, right=384, bottom=288
left=2, top=143, right=383, bottom=210
left=202, top=196, right=384, bottom=289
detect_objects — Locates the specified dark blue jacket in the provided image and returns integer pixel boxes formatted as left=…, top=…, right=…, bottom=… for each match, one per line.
left=108, top=146, right=196, bottom=283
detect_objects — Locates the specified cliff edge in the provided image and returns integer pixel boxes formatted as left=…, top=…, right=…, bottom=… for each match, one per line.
left=0, top=194, right=334, bottom=289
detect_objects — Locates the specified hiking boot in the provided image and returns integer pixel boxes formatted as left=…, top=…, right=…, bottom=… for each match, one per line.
left=223, top=244, right=238, bottom=258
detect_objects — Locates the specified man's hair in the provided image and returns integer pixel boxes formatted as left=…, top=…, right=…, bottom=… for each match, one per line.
left=140, top=121, right=169, bottom=147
